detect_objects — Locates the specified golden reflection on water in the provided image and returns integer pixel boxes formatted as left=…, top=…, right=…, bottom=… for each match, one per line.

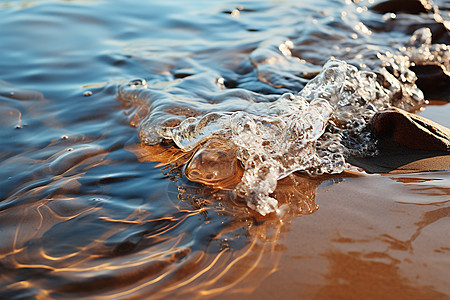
left=7, top=140, right=445, bottom=299
left=1, top=0, right=449, bottom=296
left=1, top=88, right=448, bottom=298
left=0, top=138, right=333, bottom=299
left=120, top=143, right=327, bottom=298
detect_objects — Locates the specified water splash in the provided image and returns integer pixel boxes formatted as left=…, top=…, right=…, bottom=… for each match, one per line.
left=119, top=60, right=379, bottom=215
left=117, top=11, right=449, bottom=216
left=121, top=45, right=448, bottom=215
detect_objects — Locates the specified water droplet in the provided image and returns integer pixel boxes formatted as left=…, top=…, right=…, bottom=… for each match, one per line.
left=84, top=91, right=93, bottom=97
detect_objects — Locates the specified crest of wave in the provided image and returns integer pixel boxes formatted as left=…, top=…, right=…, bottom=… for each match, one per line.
left=119, top=59, right=420, bottom=215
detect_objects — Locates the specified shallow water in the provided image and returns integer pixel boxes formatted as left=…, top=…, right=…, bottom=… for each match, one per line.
left=0, top=0, right=449, bottom=299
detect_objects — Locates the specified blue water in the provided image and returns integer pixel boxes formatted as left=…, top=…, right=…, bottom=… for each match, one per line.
left=0, top=0, right=449, bottom=298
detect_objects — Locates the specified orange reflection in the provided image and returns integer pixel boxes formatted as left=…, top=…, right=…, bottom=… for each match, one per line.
left=316, top=248, right=447, bottom=300
left=0, top=140, right=352, bottom=299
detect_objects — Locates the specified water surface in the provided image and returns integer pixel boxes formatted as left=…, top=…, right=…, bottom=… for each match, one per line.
left=0, top=0, right=449, bottom=298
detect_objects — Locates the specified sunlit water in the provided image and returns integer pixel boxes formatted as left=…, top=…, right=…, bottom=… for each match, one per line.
left=0, top=0, right=449, bottom=299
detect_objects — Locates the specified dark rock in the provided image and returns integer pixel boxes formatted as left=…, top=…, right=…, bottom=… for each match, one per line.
left=370, top=0, right=430, bottom=14
left=411, top=64, right=450, bottom=101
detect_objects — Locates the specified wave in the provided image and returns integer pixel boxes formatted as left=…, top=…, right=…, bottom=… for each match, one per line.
left=118, top=24, right=449, bottom=215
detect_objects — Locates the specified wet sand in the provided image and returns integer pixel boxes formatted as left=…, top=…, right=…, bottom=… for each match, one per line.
left=231, top=172, right=450, bottom=299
